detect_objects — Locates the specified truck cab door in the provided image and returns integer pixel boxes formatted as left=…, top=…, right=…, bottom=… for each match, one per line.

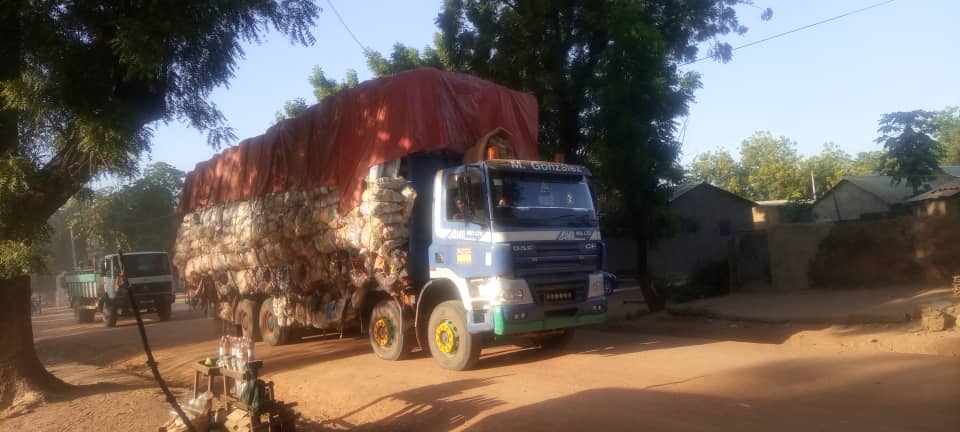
left=102, top=258, right=116, bottom=300
left=427, top=165, right=498, bottom=333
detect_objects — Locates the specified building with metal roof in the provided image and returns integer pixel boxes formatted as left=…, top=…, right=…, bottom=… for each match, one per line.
left=811, top=175, right=954, bottom=222
left=906, top=178, right=960, bottom=217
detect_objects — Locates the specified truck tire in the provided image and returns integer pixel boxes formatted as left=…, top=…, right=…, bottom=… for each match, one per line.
left=533, top=328, right=576, bottom=352
left=427, top=300, right=482, bottom=371
left=236, top=299, right=260, bottom=341
left=259, top=298, right=289, bottom=346
left=103, top=301, right=118, bottom=328
left=369, top=298, right=415, bottom=361
left=157, top=299, right=172, bottom=321
left=73, top=303, right=94, bottom=324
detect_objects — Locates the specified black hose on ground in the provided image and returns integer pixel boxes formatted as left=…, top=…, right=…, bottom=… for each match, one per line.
left=118, top=250, right=196, bottom=432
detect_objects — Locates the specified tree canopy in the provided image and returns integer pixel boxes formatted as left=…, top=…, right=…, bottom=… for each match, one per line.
left=0, top=1, right=319, bottom=277
left=275, top=41, right=446, bottom=122
left=801, top=142, right=852, bottom=199
left=275, top=67, right=360, bottom=122
left=738, top=132, right=805, bottom=201
left=849, top=151, right=886, bottom=175
left=686, top=133, right=878, bottom=201
left=69, top=162, right=185, bottom=257
left=876, top=110, right=946, bottom=194
left=933, top=107, right=960, bottom=165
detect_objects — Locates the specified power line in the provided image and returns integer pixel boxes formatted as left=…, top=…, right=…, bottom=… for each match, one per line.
left=326, top=0, right=371, bottom=54
left=681, top=0, right=898, bottom=66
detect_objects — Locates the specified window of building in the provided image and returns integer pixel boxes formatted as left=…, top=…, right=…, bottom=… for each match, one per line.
left=716, top=220, right=731, bottom=236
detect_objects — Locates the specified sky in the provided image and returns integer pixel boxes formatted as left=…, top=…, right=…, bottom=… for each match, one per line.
left=146, top=0, right=960, bottom=175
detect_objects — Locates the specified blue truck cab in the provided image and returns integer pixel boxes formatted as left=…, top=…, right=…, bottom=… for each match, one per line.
left=384, top=155, right=613, bottom=370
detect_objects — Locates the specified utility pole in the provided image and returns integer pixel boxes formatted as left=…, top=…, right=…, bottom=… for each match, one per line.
left=810, top=171, right=817, bottom=199
left=68, top=226, right=78, bottom=270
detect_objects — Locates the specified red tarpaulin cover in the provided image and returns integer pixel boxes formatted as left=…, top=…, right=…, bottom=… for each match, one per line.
left=177, top=68, right=539, bottom=216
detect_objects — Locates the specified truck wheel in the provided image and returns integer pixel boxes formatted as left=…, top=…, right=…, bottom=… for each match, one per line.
left=103, top=302, right=118, bottom=328
left=259, top=298, right=289, bottom=346
left=74, top=303, right=94, bottom=324
left=157, top=300, right=172, bottom=321
left=79, top=308, right=95, bottom=324
left=533, top=328, right=576, bottom=352
left=236, top=299, right=260, bottom=341
left=369, top=298, right=414, bottom=361
left=427, top=300, right=482, bottom=371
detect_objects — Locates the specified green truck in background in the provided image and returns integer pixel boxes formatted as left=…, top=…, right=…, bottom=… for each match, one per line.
left=64, top=252, right=177, bottom=327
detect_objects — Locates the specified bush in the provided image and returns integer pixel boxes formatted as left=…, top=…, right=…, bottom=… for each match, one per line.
left=669, top=260, right=730, bottom=304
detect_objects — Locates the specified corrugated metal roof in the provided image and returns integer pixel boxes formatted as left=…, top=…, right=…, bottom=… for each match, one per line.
left=670, top=182, right=702, bottom=201
left=670, top=182, right=756, bottom=206
left=906, top=178, right=960, bottom=202
left=841, top=176, right=918, bottom=204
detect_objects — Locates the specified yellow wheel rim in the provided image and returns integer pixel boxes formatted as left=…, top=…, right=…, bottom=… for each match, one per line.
left=435, top=320, right=459, bottom=355
left=373, top=317, right=392, bottom=348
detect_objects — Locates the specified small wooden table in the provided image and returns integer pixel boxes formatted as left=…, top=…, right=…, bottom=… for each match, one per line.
left=191, top=360, right=264, bottom=399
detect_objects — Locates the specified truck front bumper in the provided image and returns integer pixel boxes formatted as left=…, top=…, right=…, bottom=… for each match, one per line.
left=106, top=291, right=175, bottom=307
left=493, top=298, right=608, bottom=335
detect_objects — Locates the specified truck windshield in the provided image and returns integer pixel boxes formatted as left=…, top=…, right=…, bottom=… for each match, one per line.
left=488, top=170, right=598, bottom=228
left=121, top=254, right=171, bottom=278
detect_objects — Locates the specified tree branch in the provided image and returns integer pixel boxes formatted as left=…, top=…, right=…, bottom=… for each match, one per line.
left=1, top=146, right=93, bottom=241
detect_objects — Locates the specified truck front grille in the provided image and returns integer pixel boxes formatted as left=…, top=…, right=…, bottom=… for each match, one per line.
left=510, top=241, right=600, bottom=305
left=525, top=273, right=588, bottom=305
left=541, top=289, right=576, bottom=303
left=132, top=282, right=171, bottom=294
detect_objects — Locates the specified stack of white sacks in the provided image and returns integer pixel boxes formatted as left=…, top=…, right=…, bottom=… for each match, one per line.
left=173, top=177, right=416, bottom=327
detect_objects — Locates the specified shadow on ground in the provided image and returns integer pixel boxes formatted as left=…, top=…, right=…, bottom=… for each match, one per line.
left=461, top=355, right=960, bottom=432
left=286, top=354, right=960, bottom=432
left=303, top=377, right=506, bottom=432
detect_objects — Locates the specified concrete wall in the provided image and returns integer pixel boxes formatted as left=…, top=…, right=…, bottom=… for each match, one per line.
left=766, top=223, right=834, bottom=292
left=730, top=230, right=771, bottom=291
left=752, top=205, right=781, bottom=230
left=757, top=215, right=960, bottom=291
left=812, top=182, right=890, bottom=222
left=913, top=198, right=960, bottom=218
left=648, top=186, right=754, bottom=278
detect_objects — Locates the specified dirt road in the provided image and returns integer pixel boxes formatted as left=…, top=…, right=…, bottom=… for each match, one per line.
left=5, top=299, right=960, bottom=431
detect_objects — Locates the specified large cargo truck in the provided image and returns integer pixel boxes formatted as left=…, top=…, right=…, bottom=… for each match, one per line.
left=174, top=68, right=614, bottom=370
left=65, top=252, right=176, bottom=326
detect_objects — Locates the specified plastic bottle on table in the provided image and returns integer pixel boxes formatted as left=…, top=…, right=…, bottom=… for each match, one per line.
left=217, top=336, right=226, bottom=367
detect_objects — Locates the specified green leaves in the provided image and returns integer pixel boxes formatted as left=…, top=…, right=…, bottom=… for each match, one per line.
left=0, top=239, right=48, bottom=279
left=875, top=110, right=946, bottom=195
left=933, top=107, right=960, bottom=165
left=687, top=134, right=864, bottom=201
left=1, top=1, right=319, bottom=254
left=277, top=39, right=451, bottom=123
left=69, top=163, right=185, bottom=255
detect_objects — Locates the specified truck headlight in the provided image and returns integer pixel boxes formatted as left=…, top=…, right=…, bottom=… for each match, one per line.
left=470, top=277, right=533, bottom=305
left=475, top=278, right=501, bottom=299
left=588, top=273, right=604, bottom=298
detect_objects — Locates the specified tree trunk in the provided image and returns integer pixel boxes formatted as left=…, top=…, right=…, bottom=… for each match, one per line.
left=635, top=237, right=666, bottom=312
left=0, top=3, right=67, bottom=416
left=0, top=276, right=69, bottom=416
